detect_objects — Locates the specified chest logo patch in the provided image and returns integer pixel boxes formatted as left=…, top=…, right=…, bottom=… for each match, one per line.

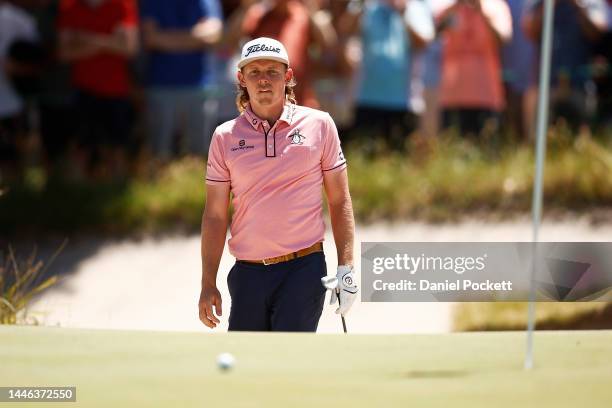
left=288, top=129, right=306, bottom=145
left=231, top=139, right=255, bottom=152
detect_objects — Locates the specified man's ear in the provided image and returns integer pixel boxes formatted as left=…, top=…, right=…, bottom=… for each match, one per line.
left=285, top=67, right=294, bottom=83
left=237, top=70, right=246, bottom=87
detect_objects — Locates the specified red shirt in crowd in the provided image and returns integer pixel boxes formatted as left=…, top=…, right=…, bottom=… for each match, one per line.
left=439, top=0, right=512, bottom=111
left=58, top=0, right=137, bottom=97
left=242, top=1, right=319, bottom=108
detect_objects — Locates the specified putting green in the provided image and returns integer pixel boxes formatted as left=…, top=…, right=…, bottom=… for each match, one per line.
left=1, top=327, right=611, bottom=407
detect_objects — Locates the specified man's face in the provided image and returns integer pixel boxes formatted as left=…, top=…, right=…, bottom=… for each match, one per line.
left=238, top=60, right=293, bottom=107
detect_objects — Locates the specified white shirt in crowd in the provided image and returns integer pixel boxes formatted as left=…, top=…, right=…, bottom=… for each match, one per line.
left=0, top=3, right=38, bottom=119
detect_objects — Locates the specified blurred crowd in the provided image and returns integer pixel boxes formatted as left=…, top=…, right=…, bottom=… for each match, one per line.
left=0, top=0, right=611, bottom=180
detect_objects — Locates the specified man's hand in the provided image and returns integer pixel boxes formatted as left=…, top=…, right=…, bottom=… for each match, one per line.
left=141, top=20, right=160, bottom=49
left=73, top=31, right=103, bottom=54
left=329, top=265, right=358, bottom=316
left=464, top=0, right=482, bottom=12
left=241, top=0, right=258, bottom=7
left=198, top=285, right=223, bottom=328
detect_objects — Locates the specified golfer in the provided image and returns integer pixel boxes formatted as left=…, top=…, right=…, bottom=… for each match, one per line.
left=198, top=37, right=357, bottom=331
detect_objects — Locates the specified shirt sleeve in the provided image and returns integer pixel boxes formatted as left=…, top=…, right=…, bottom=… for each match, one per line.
left=321, top=113, right=347, bottom=173
left=140, top=0, right=155, bottom=20
left=15, top=10, right=38, bottom=41
left=483, top=0, right=512, bottom=41
left=583, top=0, right=608, bottom=29
left=57, top=0, right=75, bottom=30
left=201, top=0, right=222, bottom=20
left=406, top=0, right=435, bottom=43
left=120, top=0, right=138, bottom=27
left=206, top=129, right=231, bottom=185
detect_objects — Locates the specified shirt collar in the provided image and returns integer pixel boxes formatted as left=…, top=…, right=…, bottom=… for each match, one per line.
left=243, top=103, right=296, bottom=130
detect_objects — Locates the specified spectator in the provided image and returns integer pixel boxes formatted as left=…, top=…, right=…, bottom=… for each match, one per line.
left=593, top=0, right=612, bottom=129
left=215, top=0, right=241, bottom=124
left=224, top=0, right=334, bottom=109
left=438, top=0, right=512, bottom=138
left=33, top=0, right=77, bottom=176
left=311, top=0, right=360, bottom=132
left=413, top=0, right=449, bottom=139
left=404, top=0, right=437, bottom=136
left=416, top=37, right=442, bottom=139
left=0, top=0, right=39, bottom=175
left=523, top=0, right=608, bottom=133
left=352, top=0, right=434, bottom=150
left=501, top=0, right=534, bottom=140
left=58, top=0, right=138, bottom=179
left=140, top=0, right=222, bottom=161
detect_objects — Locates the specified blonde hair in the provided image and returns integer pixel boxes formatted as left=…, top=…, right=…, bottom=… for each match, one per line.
left=235, top=67, right=297, bottom=113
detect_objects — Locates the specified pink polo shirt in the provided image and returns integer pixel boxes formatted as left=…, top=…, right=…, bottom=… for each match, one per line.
left=206, top=103, right=347, bottom=260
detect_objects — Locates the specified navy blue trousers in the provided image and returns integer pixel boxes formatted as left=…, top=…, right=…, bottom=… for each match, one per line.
left=227, top=252, right=327, bottom=332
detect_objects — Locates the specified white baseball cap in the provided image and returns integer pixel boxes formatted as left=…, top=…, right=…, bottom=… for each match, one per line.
left=237, top=37, right=290, bottom=69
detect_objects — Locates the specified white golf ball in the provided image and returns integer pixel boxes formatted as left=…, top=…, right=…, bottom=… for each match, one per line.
left=217, top=352, right=235, bottom=371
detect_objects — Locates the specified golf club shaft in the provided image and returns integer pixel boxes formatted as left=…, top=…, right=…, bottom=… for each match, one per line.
left=336, top=292, right=347, bottom=333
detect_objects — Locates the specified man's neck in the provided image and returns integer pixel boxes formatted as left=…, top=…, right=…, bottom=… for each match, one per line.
left=250, top=102, right=285, bottom=127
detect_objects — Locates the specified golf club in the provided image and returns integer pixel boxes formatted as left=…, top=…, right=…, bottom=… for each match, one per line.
left=321, top=276, right=347, bottom=333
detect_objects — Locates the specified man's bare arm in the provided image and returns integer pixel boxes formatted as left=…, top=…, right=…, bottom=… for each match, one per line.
left=522, top=3, right=543, bottom=41
left=570, top=0, right=607, bottom=40
left=310, top=10, right=337, bottom=51
left=58, top=26, right=138, bottom=61
left=323, top=168, right=355, bottom=266
left=57, top=30, right=100, bottom=61
left=221, top=0, right=257, bottom=51
left=89, top=26, right=139, bottom=56
left=199, top=183, right=230, bottom=328
left=479, top=0, right=513, bottom=44
left=142, top=18, right=222, bottom=52
left=524, top=0, right=605, bottom=42
left=406, top=0, right=435, bottom=51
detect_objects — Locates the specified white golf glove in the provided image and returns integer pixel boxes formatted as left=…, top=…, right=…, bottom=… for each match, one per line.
left=329, top=265, right=358, bottom=316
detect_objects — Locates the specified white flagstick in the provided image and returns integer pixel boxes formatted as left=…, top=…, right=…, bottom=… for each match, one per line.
left=526, top=0, right=556, bottom=371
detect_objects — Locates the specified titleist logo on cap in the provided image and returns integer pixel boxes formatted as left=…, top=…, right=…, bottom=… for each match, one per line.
left=244, top=44, right=281, bottom=57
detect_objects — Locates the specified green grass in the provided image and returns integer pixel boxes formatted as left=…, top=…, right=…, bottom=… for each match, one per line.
left=0, top=158, right=206, bottom=235
left=0, top=245, right=60, bottom=324
left=349, top=132, right=612, bottom=222
left=454, top=302, right=612, bottom=331
left=0, top=326, right=611, bottom=407
left=2, top=133, right=612, bottom=234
